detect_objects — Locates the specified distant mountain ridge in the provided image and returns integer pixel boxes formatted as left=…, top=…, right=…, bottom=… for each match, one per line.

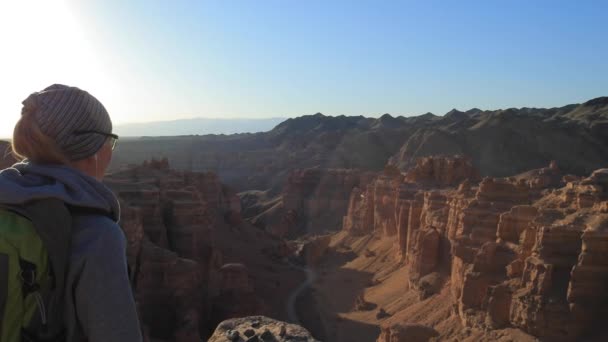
left=114, top=117, right=287, bottom=136
left=109, top=96, right=608, bottom=192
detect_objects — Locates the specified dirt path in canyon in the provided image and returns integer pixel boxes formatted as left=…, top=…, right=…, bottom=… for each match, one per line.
left=286, top=263, right=317, bottom=324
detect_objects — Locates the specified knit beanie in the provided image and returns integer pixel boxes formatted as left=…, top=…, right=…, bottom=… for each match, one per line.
left=21, top=84, right=112, bottom=161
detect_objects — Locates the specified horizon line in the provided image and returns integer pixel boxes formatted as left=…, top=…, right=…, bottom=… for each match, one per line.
left=114, top=94, right=606, bottom=125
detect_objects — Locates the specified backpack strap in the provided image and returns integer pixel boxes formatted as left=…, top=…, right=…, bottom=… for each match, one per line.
left=23, top=199, right=72, bottom=296
left=22, top=199, right=72, bottom=341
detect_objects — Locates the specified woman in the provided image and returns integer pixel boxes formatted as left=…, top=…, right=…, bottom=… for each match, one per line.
left=0, top=84, right=142, bottom=341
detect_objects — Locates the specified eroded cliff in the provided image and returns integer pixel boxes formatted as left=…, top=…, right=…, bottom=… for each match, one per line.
left=105, top=159, right=303, bottom=341
left=110, top=97, right=608, bottom=193
left=243, top=168, right=375, bottom=238
left=328, top=158, right=608, bottom=341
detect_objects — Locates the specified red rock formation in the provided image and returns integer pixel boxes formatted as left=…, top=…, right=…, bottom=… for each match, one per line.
left=342, top=184, right=375, bottom=235
left=404, top=155, right=480, bottom=186
left=496, top=205, right=538, bottom=245
left=373, top=177, right=399, bottom=237
left=119, top=203, right=146, bottom=283
left=218, top=263, right=251, bottom=293
left=395, top=185, right=418, bottom=259
left=105, top=160, right=303, bottom=341
left=210, top=264, right=266, bottom=329
left=135, top=240, right=203, bottom=341
left=341, top=155, right=608, bottom=340
left=293, top=234, right=332, bottom=266
left=252, top=168, right=375, bottom=237
left=514, top=160, right=565, bottom=190
left=376, top=323, right=439, bottom=342
left=508, top=171, right=608, bottom=339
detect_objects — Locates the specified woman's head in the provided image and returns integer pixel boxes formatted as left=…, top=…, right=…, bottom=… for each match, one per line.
left=11, top=84, right=116, bottom=180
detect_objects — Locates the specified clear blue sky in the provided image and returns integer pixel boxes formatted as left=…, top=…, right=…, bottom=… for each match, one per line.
left=1, top=0, right=607, bottom=137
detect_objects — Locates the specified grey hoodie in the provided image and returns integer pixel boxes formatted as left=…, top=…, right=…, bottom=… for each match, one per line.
left=0, top=161, right=142, bottom=342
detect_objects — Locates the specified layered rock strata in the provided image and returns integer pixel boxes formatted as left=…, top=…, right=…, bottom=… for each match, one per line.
left=210, top=264, right=266, bottom=329
left=341, top=158, right=608, bottom=340
left=105, top=159, right=300, bottom=341
left=376, top=323, right=439, bottom=342
left=403, top=155, right=480, bottom=186
left=248, top=168, right=375, bottom=237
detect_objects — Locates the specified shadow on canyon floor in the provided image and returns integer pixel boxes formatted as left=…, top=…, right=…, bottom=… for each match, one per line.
left=296, top=248, right=380, bottom=341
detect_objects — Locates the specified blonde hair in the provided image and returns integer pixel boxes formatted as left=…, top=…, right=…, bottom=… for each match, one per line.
left=11, top=112, right=69, bottom=165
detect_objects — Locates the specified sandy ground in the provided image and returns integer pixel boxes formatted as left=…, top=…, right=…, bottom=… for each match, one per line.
left=296, top=231, right=540, bottom=342
left=287, top=262, right=316, bottom=324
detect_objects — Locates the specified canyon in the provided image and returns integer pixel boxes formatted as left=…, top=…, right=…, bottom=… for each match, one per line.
left=109, top=97, right=608, bottom=194
left=103, top=159, right=304, bottom=341
left=297, top=157, right=608, bottom=341
left=1, top=96, right=607, bottom=341
left=101, top=154, right=607, bottom=341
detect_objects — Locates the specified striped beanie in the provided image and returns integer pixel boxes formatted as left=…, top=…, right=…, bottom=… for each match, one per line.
left=21, top=84, right=112, bottom=161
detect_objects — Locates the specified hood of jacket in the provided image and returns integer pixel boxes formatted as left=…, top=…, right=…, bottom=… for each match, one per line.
left=0, top=161, right=119, bottom=221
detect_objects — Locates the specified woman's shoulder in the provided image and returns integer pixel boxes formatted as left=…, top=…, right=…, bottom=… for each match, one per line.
left=69, top=211, right=126, bottom=255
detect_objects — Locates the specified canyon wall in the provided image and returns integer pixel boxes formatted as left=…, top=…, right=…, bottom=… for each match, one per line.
left=111, top=97, right=608, bottom=193
left=342, top=157, right=608, bottom=340
left=246, top=168, right=375, bottom=237
left=105, top=159, right=301, bottom=341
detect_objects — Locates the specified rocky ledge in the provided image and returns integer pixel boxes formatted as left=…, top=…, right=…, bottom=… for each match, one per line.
left=209, top=316, right=319, bottom=342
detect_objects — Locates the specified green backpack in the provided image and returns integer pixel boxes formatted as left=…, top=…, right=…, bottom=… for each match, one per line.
left=0, top=199, right=72, bottom=342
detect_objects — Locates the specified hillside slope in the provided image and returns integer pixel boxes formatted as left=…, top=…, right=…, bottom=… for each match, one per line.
left=110, top=97, right=608, bottom=192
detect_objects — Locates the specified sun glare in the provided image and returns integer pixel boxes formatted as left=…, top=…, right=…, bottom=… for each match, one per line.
left=0, top=0, right=119, bottom=138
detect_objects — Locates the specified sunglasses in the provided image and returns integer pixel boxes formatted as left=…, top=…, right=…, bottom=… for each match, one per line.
left=73, top=130, right=119, bottom=150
